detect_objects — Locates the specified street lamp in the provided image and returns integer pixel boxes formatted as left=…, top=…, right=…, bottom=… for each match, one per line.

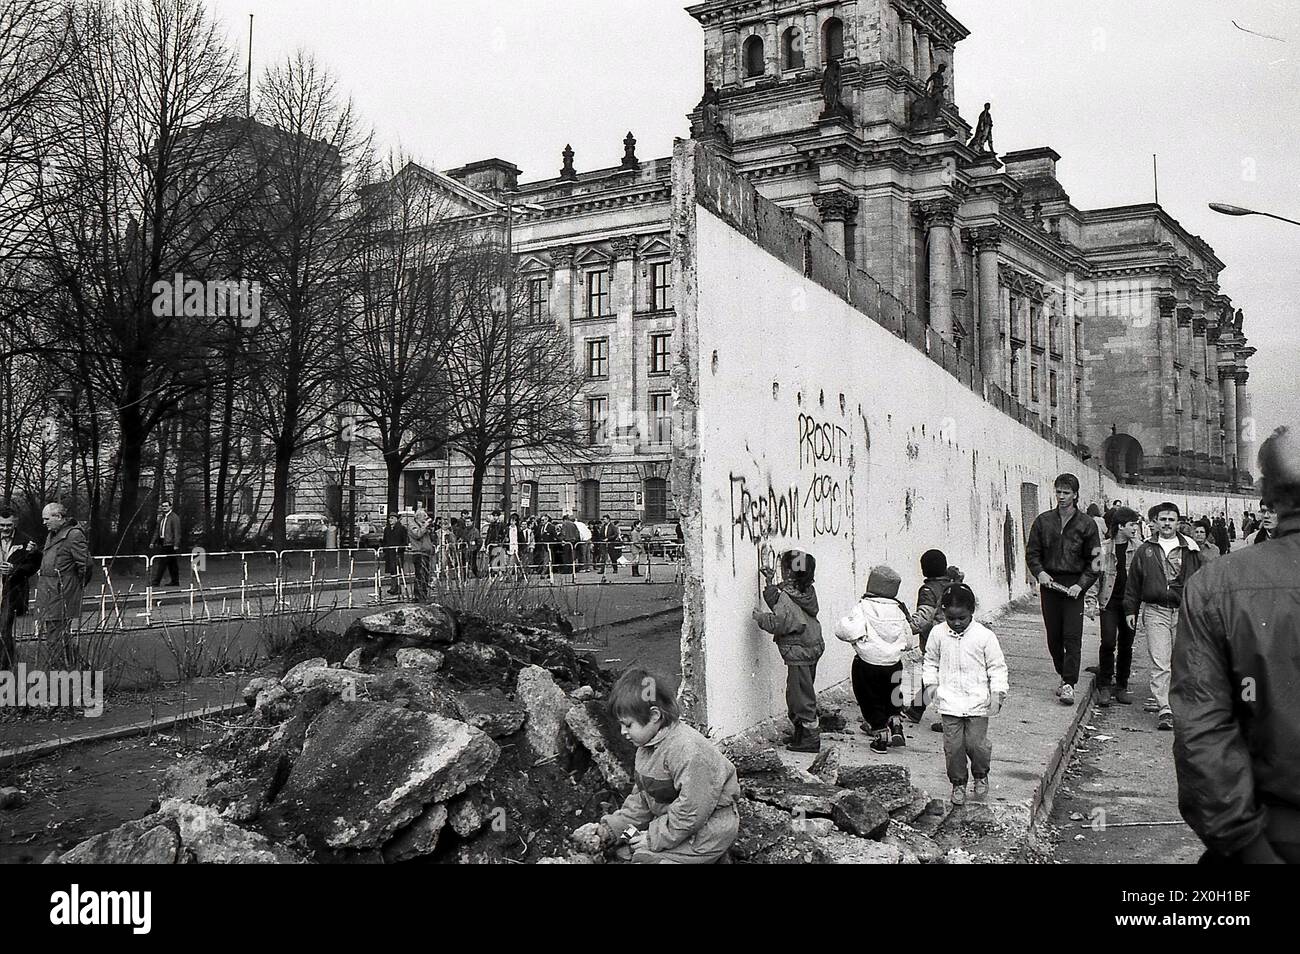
left=498, top=194, right=544, bottom=517
left=1209, top=202, right=1300, bottom=228
left=50, top=387, right=74, bottom=505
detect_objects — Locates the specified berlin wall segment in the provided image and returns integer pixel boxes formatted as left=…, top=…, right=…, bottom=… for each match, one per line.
left=669, top=142, right=1256, bottom=738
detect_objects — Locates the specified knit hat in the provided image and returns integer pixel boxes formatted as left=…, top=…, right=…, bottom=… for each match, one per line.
left=920, top=549, right=948, bottom=578
left=865, top=565, right=902, bottom=599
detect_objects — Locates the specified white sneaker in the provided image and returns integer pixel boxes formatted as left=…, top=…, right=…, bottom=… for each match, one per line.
left=1059, top=684, right=1075, bottom=705
left=951, top=784, right=967, bottom=806
left=972, top=778, right=989, bottom=799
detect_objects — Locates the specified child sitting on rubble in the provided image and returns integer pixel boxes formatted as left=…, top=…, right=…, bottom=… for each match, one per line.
left=834, top=565, right=920, bottom=754
left=922, top=583, right=1009, bottom=806
left=751, top=549, right=824, bottom=753
left=570, top=668, right=741, bottom=864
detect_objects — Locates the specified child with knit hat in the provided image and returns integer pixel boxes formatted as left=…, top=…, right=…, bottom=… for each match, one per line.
left=834, top=565, right=919, bottom=754
left=904, top=548, right=964, bottom=730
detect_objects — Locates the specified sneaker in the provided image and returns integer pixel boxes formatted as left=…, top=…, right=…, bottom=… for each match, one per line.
left=889, top=717, right=906, bottom=747
left=972, top=777, right=989, bottom=800
left=1096, top=686, right=1112, bottom=707
left=869, top=733, right=890, bottom=755
left=1157, top=711, right=1174, bottom=731
left=951, top=784, right=967, bottom=806
left=1112, top=687, right=1134, bottom=705
left=1059, top=684, right=1075, bottom=706
left=1054, top=681, right=1064, bottom=698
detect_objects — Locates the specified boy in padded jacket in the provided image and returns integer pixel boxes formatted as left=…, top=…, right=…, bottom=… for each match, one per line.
left=752, top=549, right=824, bottom=753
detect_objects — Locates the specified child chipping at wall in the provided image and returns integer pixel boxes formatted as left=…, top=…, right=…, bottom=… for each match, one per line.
left=751, top=549, right=824, bottom=753
left=833, top=565, right=920, bottom=755
left=570, top=668, right=741, bottom=864
left=921, top=583, right=1009, bottom=806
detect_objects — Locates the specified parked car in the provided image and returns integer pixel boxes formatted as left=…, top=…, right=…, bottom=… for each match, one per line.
left=253, top=513, right=331, bottom=550
left=640, top=523, right=680, bottom=557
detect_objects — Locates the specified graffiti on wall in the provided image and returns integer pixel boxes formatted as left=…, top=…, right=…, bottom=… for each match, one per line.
left=727, top=411, right=858, bottom=575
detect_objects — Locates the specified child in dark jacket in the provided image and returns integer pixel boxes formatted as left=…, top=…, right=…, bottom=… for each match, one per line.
left=904, top=549, right=964, bottom=727
left=752, top=549, right=824, bottom=753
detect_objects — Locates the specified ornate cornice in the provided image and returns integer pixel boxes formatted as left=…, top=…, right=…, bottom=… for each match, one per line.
left=965, top=224, right=1004, bottom=253
left=916, top=196, right=960, bottom=228
left=814, top=190, right=861, bottom=223
left=551, top=245, right=577, bottom=269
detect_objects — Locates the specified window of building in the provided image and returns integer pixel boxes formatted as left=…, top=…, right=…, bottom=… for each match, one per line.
left=744, top=35, right=765, bottom=77
left=586, top=269, right=610, bottom=317
left=782, top=27, right=804, bottom=70
left=286, top=486, right=297, bottom=513
left=651, top=393, right=672, bottom=444
left=1074, top=321, right=1082, bottom=360
left=239, top=488, right=253, bottom=514
left=579, top=479, right=601, bottom=522
left=585, top=338, right=609, bottom=379
left=644, top=477, right=668, bottom=523
left=1010, top=352, right=1020, bottom=397
left=1050, top=370, right=1058, bottom=406
left=1030, top=308, right=1041, bottom=348
left=650, top=333, right=671, bottom=375
left=528, top=277, right=548, bottom=323
left=587, top=396, right=608, bottom=445
left=823, top=17, right=844, bottom=63
left=650, top=262, right=671, bottom=312
left=1049, top=317, right=1061, bottom=353
left=1030, top=364, right=1039, bottom=401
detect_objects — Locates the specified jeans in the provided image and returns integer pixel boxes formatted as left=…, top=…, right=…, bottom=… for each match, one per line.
left=1040, top=577, right=1085, bottom=685
left=1141, top=604, right=1177, bottom=714
left=1097, top=601, right=1135, bottom=688
left=941, top=715, right=992, bottom=785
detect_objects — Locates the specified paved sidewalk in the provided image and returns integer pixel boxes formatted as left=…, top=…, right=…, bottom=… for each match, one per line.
left=760, top=595, right=1099, bottom=853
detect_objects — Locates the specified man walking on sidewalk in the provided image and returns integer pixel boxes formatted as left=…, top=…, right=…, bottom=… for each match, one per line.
left=1088, top=506, right=1141, bottom=707
left=149, top=499, right=182, bottom=587
left=1026, top=473, right=1101, bottom=706
left=1173, top=425, right=1300, bottom=863
left=1123, top=502, right=1202, bottom=732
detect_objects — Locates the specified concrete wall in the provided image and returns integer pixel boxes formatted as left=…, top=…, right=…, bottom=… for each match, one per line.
left=670, top=141, right=1254, bottom=737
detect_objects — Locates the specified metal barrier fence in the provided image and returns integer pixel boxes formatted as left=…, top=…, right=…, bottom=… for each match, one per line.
left=6, top=540, right=685, bottom=634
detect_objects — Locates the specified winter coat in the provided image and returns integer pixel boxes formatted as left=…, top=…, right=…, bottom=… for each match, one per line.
left=0, top=532, right=42, bottom=617
left=1026, top=506, right=1102, bottom=591
left=407, top=519, right=434, bottom=554
left=754, top=584, right=823, bottom=667
left=1172, top=512, right=1300, bottom=858
left=154, top=511, right=182, bottom=549
left=1121, top=533, right=1202, bottom=616
left=34, top=522, right=91, bottom=622
left=1092, top=534, right=1140, bottom=609
left=910, top=576, right=951, bottom=649
left=834, top=595, right=917, bottom=666
left=922, top=620, right=1009, bottom=718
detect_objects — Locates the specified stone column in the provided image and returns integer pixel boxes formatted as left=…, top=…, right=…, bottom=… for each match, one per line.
left=1157, top=295, right=1177, bottom=453
left=916, top=32, right=931, bottom=77
left=969, top=225, right=1003, bottom=383
left=899, top=17, right=915, bottom=75
left=1205, top=318, right=1221, bottom=458
left=1192, top=313, right=1208, bottom=456
left=1219, top=366, right=1238, bottom=474
left=804, top=11, right=818, bottom=67
left=611, top=236, right=638, bottom=452
left=1235, top=370, right=1250, bottom=476
left=1176, top=306, right=1194, bottom=456
left=765, top=18, right=778, bottom=75
left=550, top=245, right=577, bottom=338
left=722, top=26, right=738, bottom=85
left=814, top=191, right=859, bottom=258
left=919, top=198, right=959, bottom=340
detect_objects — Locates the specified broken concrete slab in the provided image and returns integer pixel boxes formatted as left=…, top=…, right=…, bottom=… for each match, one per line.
left=456, top=690, right=526, bottom=738
left=837, top=762, right=914, bottom=812
left=719, top=739, right=785, bottom=776
left=516, top=665, right=574, bottom=763
left=281, top=657, right=329, bottom=689
left=564, top=701, right=636, bottom=792
left=396, top=648, right=445, bottom=672
left=882, top=819, right=943, bottom=863
left=828, top=789, right=891, bottom=839
left=242, top=676, right=279, bottom=706
left=268, top=701, right=498, bottom=851
left=381, top=802, right=450, bottom=864
left=731, top=798, right=794, bottom=861
left=359, top=604, right=457, bottom=644
left=448, top=792, right=486, bottom=838
left=161, top=800, right=304, bottom=864
left=807, top=744, right=840, bottom=784
left=814, top=830, right=904, bottom=864
left=56, top=820, right=181, bottom=864
left=366, top=669, right=461, bottom=720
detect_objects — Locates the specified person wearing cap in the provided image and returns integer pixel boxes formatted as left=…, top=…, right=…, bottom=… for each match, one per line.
left=752, top=549, right=823, bottom=753
left=1173, top=425, right=1300, bottom=863
left=833, top=565, right=918, bottom=754
left=1087, top=506, right=1141, bottom=706
left=1122, top=501, right=1202, bottom=731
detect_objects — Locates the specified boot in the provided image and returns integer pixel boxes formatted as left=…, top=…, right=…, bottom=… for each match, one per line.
left=788, top=723, right=821, bottom=753
left=1096, top=685, right=1112, bottom=707
left=782, top=721, right=802, bottom=746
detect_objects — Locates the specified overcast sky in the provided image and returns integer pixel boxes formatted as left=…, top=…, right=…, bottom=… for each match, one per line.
left=206, top=0, right=1299, bottom=451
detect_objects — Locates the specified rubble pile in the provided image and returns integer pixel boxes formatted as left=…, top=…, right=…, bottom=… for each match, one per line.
left=48, top=604, right=632, bottom=864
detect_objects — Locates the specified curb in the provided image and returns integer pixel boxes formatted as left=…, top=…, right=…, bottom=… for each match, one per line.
left=572, top=605, right=683, bottom=640
left=0, top=700, right=247, bottom=769
left=1028, top=674, right=1097, bottom=832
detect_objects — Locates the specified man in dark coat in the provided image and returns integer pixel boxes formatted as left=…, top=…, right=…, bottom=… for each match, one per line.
left=35, top=503, right=92, bottom=667
left=1173, top=425, right=1300, bottom=862
left=149, top=499, right=183, bottom=587
left=0, top=505, right=42, bottom=673
left=381, top=513, right=408, bottom=595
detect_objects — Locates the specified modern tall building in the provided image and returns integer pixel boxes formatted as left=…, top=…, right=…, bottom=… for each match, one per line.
left=291, top=0, right=1254, bottom=531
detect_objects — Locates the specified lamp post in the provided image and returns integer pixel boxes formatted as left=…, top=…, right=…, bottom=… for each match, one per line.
left=1209, top=202, right=1300, bottom=228
left=50, top=386, right=74, bottom=506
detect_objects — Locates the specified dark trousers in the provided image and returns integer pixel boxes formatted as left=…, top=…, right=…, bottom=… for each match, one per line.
left=942, top=715, right=992, bottom=785
left=0, top=599, right=18, bottom=672
left=150, top=544, right=179, bottom=586
left=1098, top=600, right=1135, bottom=689
left=1040, top=577, right=1085, bottom=685
left=785, top=662, right=819, bottom=728
left=851, top=657, right=902, bottom=730
left=412, top=554, right=432, bottom=600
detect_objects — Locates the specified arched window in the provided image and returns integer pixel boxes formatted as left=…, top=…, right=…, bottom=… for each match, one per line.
left=823, top=17, right=844, bottom=63
left=782, top=27, right=804, bottom=71
left=744, top=35, right=765, bottom=77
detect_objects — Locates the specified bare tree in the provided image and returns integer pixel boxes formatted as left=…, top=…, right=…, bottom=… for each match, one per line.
left=439, top=239, right=586, bottom=524
left=238, top=50, right=373, bottom=548
left=25, top=0, right=248, bottom=547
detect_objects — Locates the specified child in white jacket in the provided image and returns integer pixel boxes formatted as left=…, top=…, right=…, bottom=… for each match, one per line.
left=922, top=583, right=1009, bottom=805
left=834, top=565, right=919, bottom=754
